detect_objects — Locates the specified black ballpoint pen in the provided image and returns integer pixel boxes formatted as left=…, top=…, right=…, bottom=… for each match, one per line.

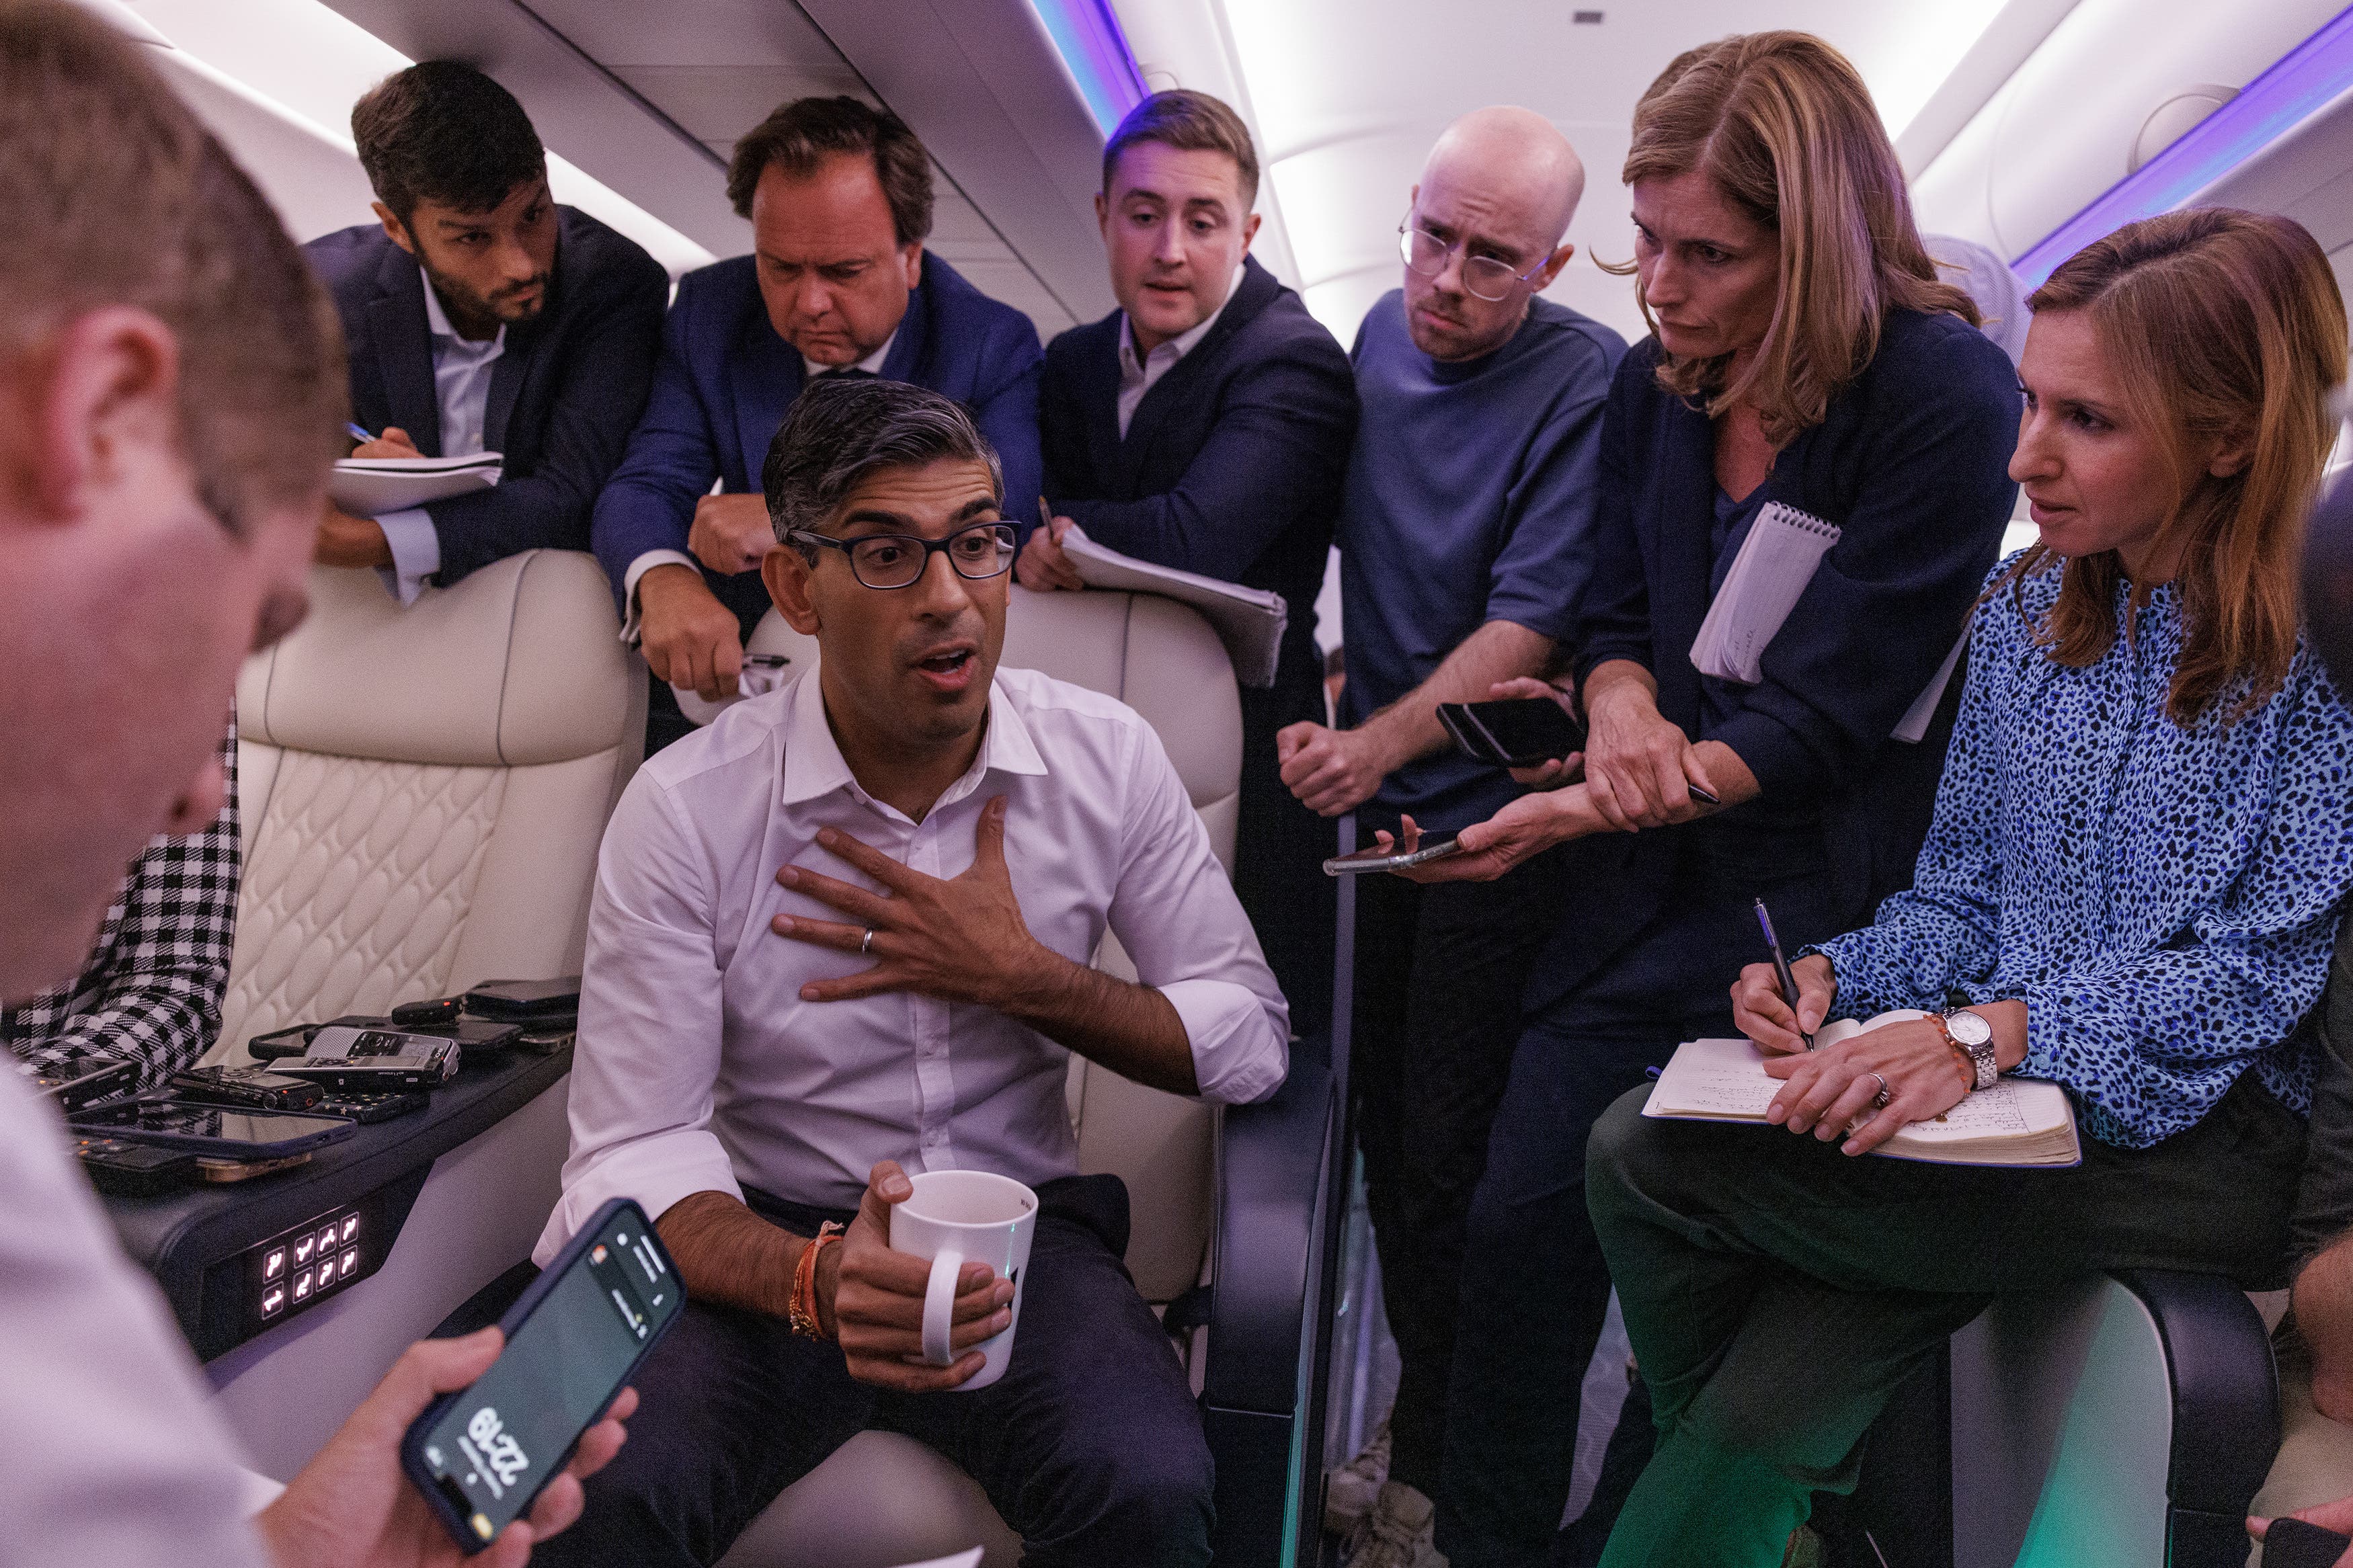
left=1753, top=895, right=1814, bottom=1049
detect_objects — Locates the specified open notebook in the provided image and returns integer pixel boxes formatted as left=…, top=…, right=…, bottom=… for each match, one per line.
left=1642, top=1009, right=2081, bottom=1167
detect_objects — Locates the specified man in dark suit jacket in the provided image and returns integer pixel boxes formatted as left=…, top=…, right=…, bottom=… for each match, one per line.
left=1021, top=91, right=1357, bottom=1033
left=307, top=61, right=666, bottom=600
left=594, top=96, right=1043, bottom=743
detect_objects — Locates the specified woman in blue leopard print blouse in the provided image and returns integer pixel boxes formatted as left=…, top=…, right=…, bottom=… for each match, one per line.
left=1585, top=210, right=2353, bottom=1566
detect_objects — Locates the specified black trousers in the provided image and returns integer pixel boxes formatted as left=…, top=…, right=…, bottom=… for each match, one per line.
left=534, top=1174, right=1213, bottom=1568
left=1436, top=827, right=1856, bottom=1568
left=1349, top=841, right=1575, bottom=1497
left=1235, top=656, right=1337, bottom=1038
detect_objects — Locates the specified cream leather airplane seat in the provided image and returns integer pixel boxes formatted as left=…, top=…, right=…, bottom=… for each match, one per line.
left=218, top=551, right=644, bottom=1055
left=718, top=585, right=1243, bottom=1568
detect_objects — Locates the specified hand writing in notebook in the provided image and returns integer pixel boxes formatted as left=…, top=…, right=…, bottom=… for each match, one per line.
left=1730, top=953, right=1837, bottom=1054
left=1745, top=983, right=2032, bottom=1155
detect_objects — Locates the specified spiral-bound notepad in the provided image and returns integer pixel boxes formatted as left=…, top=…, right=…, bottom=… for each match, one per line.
left=1691, top=501, right=1841, bottom=686
left=1691, top=501, right=1966, bottom=741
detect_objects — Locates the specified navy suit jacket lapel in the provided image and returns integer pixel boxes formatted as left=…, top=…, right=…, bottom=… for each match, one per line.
left=732, top=319, right=803, bottom=493
left=368, top=248, right=441, bottom=455
left=882, top=268, right=932, bottom=385
left=483, top=328, right=534, bottom=453
left=1117, top=259, right=1280, bottom=488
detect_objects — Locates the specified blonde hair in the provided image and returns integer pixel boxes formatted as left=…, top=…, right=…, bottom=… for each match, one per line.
left=2001, top=209, right=2346, bottom=725
left=1610, top=32, right=1976, bottom=445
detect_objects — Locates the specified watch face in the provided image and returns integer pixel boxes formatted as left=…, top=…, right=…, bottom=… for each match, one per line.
left=1946, top=1009, right=1994, bottom=1047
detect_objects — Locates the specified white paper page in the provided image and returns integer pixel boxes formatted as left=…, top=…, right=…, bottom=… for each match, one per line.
left=1892, top=630, right=1970, bottom=744
left=1058, top=524, right=1287, bottom=688
left=329, top=452, right=504, bottom=515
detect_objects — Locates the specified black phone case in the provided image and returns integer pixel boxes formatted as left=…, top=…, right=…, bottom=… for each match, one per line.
left=2265, top=1518, right=2353, bottom=1568
left=1463, top=698, right=1587, bottom=768
left=65, top=1096, right=357, bottom=1158
left=400, top=1197, right=680, bottom=1553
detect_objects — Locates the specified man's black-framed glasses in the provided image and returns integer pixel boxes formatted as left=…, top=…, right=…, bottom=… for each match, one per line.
left=786, top=520, right=1016, bottom=590
left=1398, top=215, right=1550, bottom=302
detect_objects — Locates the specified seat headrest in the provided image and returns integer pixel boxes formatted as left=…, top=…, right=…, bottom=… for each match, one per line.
left=237, top=551, right=634, bottom=768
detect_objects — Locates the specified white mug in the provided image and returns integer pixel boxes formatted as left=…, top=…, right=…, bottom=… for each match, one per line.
left=887, top=1170, right=1038, bottom=1391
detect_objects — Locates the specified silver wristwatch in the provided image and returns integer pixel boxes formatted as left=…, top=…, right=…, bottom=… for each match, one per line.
left=1936, top=1008, right=1999, bottom=1090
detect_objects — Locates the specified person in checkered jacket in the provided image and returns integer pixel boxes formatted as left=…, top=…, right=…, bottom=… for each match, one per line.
left=1, top=720, right=239, bottom=1092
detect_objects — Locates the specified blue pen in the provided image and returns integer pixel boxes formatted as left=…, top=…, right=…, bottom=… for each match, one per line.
left=1753, top=895, right=1814, bottom=1050
left=344, top=421, right=374, bottom=444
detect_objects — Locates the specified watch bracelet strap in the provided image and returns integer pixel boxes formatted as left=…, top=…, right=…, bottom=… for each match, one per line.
left=1933, top=1010, right=1998, bottom=1091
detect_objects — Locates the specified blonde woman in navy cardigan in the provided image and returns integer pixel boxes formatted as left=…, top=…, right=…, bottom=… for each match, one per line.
left=1394, top=35, right=2023, bottom=1567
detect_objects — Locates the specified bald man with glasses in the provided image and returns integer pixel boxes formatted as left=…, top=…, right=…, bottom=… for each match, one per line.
left=1276, top=108, right=1626, bottom=1568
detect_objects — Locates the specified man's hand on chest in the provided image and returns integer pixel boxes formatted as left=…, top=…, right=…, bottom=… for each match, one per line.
left=772, top=795, right=1058, bottom=1009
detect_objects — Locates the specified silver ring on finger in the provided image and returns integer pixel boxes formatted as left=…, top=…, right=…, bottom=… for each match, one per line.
left=1865, top=1071, right=1890, bottom=1108
left=859, top=927, right=875, bottom=955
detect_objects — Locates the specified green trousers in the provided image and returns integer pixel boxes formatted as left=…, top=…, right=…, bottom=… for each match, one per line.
left=1583, top=1071, right=2307, bottom=1567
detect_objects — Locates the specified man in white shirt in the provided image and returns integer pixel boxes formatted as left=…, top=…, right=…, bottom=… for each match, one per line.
left=535, top=375, right=1289, bottom=1567
left=0, top=3, right=631, bottom=1564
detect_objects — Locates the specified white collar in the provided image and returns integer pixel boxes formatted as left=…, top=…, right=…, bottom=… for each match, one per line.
left=777, top=667, right=1048, bottom=814
left=420, top=268, right=505, bottom=354
left=1120, top=261, right=1244, bottom=372
left=802, top=327, right=898, bottom=382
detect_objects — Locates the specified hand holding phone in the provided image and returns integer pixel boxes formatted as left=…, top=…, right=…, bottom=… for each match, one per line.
left=399, top=1199, right=680, bottom=1552
left=257, top=1326, right=637, bottom=1568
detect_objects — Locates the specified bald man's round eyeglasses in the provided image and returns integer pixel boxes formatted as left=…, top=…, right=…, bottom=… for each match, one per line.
left=1398, top=217, right=1549, bottom=302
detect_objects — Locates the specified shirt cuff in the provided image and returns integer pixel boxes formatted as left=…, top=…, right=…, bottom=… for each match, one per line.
left=532, top=1130, right=743, bottom=1266
left=1160, top=977, right=1289, bottom=1105
left=372, top=507, right=440, bottom=606
left=620, top=549, right=703, bottom=645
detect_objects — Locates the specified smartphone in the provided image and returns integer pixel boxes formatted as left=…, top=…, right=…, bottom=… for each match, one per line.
left=1323, top=837, right=1466, bottom=876
left=34, top=1057, right=138, bottom=1113
left=1437, top=698, right=1587, bottom=768
left=403, top=1198, right=682, bottom=1551
left=461, top=977, right=582, bottom=1022
left=2263, top=1518, right=2353, bottom=1568
left=67, top=1098, right=356, bottom=1159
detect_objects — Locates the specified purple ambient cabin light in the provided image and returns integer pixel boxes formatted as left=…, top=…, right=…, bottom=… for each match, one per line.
left=2011, top=3, right=2353, bottom=288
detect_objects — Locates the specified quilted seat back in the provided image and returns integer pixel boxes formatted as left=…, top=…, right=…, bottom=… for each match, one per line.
left=216, top=551, right=644, bottom=1057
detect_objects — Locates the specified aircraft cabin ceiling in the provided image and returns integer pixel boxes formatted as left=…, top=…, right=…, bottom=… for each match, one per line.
left=84, top=0, right=2353, bottom=356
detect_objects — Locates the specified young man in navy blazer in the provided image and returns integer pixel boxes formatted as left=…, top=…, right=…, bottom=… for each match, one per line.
left=307, top=61, right=668, bottom=602
left=595, top=96, right=1045, bottom=748
left=1019, top=90, right=1357, bottom=1032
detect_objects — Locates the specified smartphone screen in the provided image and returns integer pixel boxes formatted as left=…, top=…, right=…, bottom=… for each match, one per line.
left=410, top=1202, right=682, bottom=1548
left=69, top=1100, right=354, bottom=1151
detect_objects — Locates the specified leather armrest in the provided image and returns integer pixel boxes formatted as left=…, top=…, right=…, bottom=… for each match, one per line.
left=2110, top=1268, right=2282, bottom=1535
left=1202, top=1041, right=1338, bottom=1416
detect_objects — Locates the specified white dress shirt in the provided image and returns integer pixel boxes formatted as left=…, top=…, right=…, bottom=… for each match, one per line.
left=0, top=1067, right=268, bottom=1567
left=537, top=665, right=1288, bottom=1256
left=374, top=271, right=507, bottom=605
left=618, top=328, right=900, bottom=643
left=1115, top=263, right=1242, bottom=439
